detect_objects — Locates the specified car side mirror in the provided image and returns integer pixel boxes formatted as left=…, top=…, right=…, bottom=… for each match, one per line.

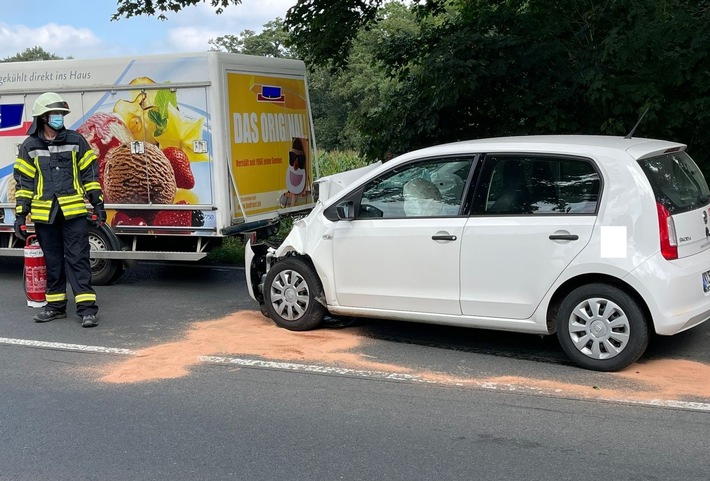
left=336, top=201, right=355, bottom=220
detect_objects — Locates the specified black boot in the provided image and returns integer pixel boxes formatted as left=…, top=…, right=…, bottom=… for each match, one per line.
left=34, top=308, right=67, bottom=323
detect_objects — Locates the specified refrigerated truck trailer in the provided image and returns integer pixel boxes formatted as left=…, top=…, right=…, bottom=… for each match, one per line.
left=0, top=51, right=317, bottom=283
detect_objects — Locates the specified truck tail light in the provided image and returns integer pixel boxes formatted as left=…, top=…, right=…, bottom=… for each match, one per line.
left=656, top=202, right=678, bottom=260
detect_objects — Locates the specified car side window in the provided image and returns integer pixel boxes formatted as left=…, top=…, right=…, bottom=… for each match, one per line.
left=473, top=155, right=601, bottom=215
left=357, top=157, right=474, bottom=218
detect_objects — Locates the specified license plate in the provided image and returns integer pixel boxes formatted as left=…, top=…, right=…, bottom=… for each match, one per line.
left=703, top=270, right=710, bottom=293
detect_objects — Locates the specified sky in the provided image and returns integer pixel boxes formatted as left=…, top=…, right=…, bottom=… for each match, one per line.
left=0, top=0, right=297, bottom=60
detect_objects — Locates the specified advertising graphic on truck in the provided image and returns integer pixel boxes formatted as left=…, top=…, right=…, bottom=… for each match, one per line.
left=0, top=52, right=316, bottom=284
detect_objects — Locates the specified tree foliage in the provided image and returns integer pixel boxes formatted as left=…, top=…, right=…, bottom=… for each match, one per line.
left=116, top=0, right=710, bottom=171
left=2, top=46, right=62, bottom=62
left=285, top=0, right=384, bottom=70
left=355, top=0, right=710, bottom=167
left=112, top=0, right=242, bottom=20
left=209, top=19, right=293, bottom=58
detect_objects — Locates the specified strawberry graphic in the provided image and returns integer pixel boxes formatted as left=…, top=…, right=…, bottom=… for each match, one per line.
left=111, top=211, right=147, bottom=228
left=162, top=147, right=195, bottom=189
left=153, top=200, right=192, bottom=227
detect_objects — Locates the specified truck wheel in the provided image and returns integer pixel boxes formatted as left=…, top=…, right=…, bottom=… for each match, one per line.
left=556, top=283, right=649, bottom=372
left=263, top=257, right=326, bottom=331
left=88, top=227, right=123, bottom=285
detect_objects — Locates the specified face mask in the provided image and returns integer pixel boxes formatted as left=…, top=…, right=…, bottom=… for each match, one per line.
left=47, top=114, right=64, bottom=130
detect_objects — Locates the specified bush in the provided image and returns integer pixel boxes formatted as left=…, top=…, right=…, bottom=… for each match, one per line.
left=316, top=149, right=371, bottom=178
left=204, top=236, right=245, bottom=265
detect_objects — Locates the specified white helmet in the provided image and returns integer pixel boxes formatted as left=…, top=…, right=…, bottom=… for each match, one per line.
left=32, top=92, right=70, bottom=117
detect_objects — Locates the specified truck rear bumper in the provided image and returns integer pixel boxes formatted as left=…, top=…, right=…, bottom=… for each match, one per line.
left=0, top=247, right=206, bottom=261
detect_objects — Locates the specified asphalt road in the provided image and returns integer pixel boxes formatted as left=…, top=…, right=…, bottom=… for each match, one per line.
left=1, top=258, right=710, bottom=480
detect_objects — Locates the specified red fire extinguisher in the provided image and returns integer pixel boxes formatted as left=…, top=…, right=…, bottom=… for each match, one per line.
left=24, top=235, right=47, bottom=308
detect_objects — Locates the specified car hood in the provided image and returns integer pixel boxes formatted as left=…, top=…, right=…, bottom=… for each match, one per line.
left=314, top=161, right=382, bottom=202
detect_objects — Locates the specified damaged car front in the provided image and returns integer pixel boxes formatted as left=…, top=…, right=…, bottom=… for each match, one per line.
left=244, top=161, right=382, bottom=317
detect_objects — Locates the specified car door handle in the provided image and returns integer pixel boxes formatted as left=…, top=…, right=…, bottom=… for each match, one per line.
left=549, top=234, right=579, bottom=241
left=432, top=235, right=457, bottom=241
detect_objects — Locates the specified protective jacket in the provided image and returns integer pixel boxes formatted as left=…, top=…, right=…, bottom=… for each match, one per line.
left=13, top=121, right=101, bottom=223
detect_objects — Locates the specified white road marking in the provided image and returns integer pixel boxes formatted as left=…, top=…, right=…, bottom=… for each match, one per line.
left=0, top=337, right=135, bottom=355
left=2, top=336, right=710, bottom=412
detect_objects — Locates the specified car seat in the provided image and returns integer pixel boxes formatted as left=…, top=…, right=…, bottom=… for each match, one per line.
left=487, top=160, right=528, bottom=213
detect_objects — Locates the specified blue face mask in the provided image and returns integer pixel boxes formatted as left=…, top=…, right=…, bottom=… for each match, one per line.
left=47, top=114, right=64, bottom=130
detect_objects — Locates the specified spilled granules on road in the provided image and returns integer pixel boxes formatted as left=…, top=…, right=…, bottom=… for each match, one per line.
left=463, top=358, right=710, bottom=402
left=97, top=310, right=710, bottom=404
left=98, top=311, right=408, bottom=384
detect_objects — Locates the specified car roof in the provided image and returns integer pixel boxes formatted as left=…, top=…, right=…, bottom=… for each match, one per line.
left=392, top=135, right=686, bottom=164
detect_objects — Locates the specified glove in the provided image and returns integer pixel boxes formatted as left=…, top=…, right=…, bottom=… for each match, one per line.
left=87, top=190, right=103, bottom=206
left=91, top=202, right=106, bottom=228
left=14, top=215, right=27, bottom=241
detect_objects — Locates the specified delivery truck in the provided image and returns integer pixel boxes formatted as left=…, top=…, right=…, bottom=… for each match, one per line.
left=0, top=51, right=317, bottom=284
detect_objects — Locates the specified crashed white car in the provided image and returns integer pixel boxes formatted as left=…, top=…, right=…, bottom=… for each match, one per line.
left=246, top=135, right=710, bottom=371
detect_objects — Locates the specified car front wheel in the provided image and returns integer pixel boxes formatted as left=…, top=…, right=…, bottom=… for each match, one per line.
left=556, top=283, right=649, bottom=372
left=263, top=257, right=326, bottom=331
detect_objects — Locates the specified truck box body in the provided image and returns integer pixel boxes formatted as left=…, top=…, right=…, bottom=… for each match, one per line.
left=0, top=52, right=316, bottom=281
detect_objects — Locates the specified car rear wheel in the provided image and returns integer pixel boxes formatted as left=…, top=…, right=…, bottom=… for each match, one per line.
left=556, top=283, right=649, bottom=371
left=263, top=257, right=326, bottom=331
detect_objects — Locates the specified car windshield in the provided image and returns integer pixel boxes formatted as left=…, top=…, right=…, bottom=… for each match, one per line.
left=638, top=151, right=710, bottom=214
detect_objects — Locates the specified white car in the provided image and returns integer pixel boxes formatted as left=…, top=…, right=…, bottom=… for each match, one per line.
left=246, top=135, right=710, bottom=371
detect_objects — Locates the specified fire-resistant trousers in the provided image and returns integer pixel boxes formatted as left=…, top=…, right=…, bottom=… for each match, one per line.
left=34, top=212, right=98, bottom=317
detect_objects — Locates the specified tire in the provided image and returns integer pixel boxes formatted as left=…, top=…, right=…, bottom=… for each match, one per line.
left=556, top=283, right=649, bottom=372
left=263, top=257, right=326, bottom=331
left=88, top=227, right=124, bottom=286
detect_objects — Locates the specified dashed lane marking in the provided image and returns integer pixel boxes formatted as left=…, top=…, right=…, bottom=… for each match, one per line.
left=2, top=336, right=710, bottom=412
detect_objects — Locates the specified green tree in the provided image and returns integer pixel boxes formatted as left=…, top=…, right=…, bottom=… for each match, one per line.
left=112, top=0, right=391, bottom=68
left=2, top=46, right=62, bottom=62
left=112, top=0, right=243, bottom=20
left=209, top=19, right=294, bottom=58
left=325, top=1, right=418, bottom=154
left=354, top=0, right=710, bottom=166
left=115, top=0, right=710, bottom=171
left=285, top=0, right=385, bottom=70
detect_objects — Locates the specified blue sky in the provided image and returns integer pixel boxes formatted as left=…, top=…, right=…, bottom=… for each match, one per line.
left=0, top=0, right=296, bottom=59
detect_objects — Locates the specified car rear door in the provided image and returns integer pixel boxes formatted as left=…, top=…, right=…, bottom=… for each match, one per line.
left=459, top=154, right=601, bottom=320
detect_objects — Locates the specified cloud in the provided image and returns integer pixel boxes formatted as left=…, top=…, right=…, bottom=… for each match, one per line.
left=162, top=0, right=295, bottom=53
left=173, top=0, right=293, bottom=32
left=0, top=0, right=296, bottom=60
left=0, top=22, right=101, bottom=58
left=165, top=27, right=224, bottom=53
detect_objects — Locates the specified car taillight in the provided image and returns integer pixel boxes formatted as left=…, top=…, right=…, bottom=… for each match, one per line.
left=656, top=202, right=678, bottom=260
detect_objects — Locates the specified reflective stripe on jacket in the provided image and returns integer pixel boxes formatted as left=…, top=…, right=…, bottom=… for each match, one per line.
left=13, top=128, right=100, bottom=222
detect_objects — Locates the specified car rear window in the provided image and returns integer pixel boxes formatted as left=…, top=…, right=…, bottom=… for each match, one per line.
left=638, top=152, right=710, bottom=214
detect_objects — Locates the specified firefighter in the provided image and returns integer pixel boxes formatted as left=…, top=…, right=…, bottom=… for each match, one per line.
left=13, top=92, right=106, bottom=328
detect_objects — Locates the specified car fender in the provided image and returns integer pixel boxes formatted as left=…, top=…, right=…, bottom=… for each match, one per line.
left=273, top=204, right=339, bottom=306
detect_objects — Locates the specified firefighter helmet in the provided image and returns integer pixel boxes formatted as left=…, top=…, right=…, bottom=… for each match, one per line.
left=32, top=92, right=70, bottom=117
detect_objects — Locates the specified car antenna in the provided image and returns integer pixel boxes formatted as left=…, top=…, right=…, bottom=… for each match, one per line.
left=624, top=107, right=650, bottom=139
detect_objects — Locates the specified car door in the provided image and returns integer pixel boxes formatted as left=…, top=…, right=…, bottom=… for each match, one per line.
left=330, top=156, right=475, bottom=315
left=460, top=154, right=601, bottom=319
